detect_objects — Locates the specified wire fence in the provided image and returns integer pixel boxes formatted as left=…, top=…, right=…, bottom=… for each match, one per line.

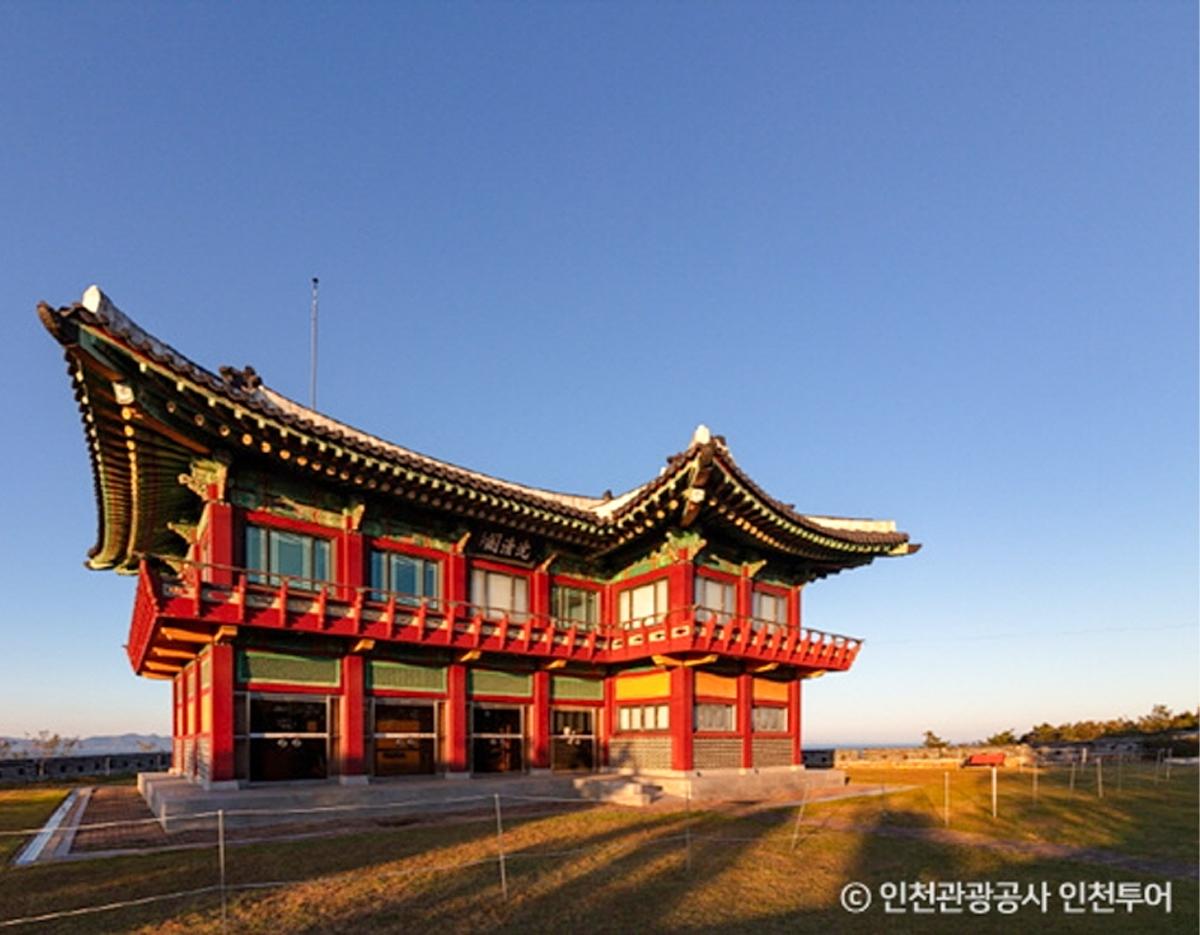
left=1, top=758, right=1194, bottom=931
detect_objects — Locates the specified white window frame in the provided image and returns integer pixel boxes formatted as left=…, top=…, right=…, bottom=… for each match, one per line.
left=752, top=705, right=789, bottom=733
left=695, top=575, right=737, bottom=621
left=617, top=579, right=669, bottom=628
left=371, top=550, right=441, bottom=607
left=617, top=703, right=670, bottom=732
left=471, top=568, right=530, bottom=621
left=245, top=525, right=332, bottom=591
left=694, top=702, right=736, bottom=733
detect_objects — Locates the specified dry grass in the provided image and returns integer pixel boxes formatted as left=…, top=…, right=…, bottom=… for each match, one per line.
left=828, top=762, right=1199, bottom=863
left=0, top=768, right=1195, bottom=933
left=0, top=785, right=73, bottom=863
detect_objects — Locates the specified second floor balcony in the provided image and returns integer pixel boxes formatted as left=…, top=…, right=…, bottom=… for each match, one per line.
left=129, top=560, right=863, bottom=679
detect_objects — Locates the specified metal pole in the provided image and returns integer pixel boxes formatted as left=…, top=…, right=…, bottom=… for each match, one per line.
left=218, top=809, right=227, bottom=932
left=309, top=277, right=319, bottom=409
left=991, top=766, right=997, bottom=819
left=943, top=772, right=950, bottom=827
left=1069, top=761, right=1076, bottom=796
left=493, top=794, right=508, bottom=900
left=1096, top=757, right=1103, bottom=799
left=1165, top=755, right=1172, bottom=782
left=790, top=781, right=811, bottom=852
left=685, top=790, right=693, bottom=874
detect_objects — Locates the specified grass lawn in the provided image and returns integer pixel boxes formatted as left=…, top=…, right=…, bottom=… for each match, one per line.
left=0, top=768, right=1195, bottom=933
left=823, top=762, right=1199, bottom=864
left=0, top=785, right=73, bottom=864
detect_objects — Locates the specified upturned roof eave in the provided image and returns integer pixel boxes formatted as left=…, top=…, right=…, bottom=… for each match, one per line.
left=39, top=286, right=916, bottom=567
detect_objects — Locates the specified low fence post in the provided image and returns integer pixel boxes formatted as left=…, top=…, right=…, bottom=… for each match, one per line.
left=790, top=781, right=811, bottom=852
left=1068, top=761, right=1076, bottom=796
left=493, top=794, right=508, bottom=900
left=1096, top=757, right=1103, bottom=799
left=684, top=791, right=693, bottom=874
left=218, top=809, right=228, bottom=932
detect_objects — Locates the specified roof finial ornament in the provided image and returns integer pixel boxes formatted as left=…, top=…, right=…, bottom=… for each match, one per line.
left=692, top=424, right=711, bottom=446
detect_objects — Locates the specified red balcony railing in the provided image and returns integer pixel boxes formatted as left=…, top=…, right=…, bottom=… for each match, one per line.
left=129, top=559, right=863, bottom=676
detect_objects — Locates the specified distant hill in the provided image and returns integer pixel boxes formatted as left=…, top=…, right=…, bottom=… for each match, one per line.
left=0, top=734, right=170, bottom=757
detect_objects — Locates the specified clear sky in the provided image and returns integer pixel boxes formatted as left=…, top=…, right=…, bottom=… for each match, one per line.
left=1, top=2, right=1195, bottom=745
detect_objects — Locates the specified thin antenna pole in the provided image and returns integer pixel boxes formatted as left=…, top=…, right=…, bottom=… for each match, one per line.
left=310, top=277, right=319, bottom=408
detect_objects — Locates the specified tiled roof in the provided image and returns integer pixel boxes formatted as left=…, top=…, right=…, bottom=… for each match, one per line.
left=40, top=286, right=916, bottom=569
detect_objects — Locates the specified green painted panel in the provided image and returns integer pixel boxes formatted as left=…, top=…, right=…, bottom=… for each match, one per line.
left=368, top=660, right=447, bottom=693
left=469, top=669, right=532, bottom=697
left=551, top=675, right=603, bottom=701
left=237, top=650, right=340, bottom=687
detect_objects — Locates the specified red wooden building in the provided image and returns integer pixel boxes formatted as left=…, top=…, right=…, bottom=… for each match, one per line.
left=40, top=286, right=918, bottom=789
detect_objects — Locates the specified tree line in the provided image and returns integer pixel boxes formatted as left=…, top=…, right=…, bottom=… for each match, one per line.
left=923, top=703, right=1198, bottom=748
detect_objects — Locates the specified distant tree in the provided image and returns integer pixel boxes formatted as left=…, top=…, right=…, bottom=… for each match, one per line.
left=922, top=730, right=947, bottom=749
left=0, top=738, right=13, bottom=760
left=1022, top=723, right=1061, bottom=744
left=135, top=739, right=159, bottom=753
left=986, top=729, right=1017, bottom=746
left=26, top=731, right=80, bottom=760
left=1137, top=704, right=1175, bottom=734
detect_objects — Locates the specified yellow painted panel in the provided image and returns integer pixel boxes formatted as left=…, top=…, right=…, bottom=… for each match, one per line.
left=695, top=671, right=738, bottom=700
left=753, top=678, right=790, bottom=703
left=201, top=693, right=212, bottom=734
left=614, top=671, right=670, bottom=700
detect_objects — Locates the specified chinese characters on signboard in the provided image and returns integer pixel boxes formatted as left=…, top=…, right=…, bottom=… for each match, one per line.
left=474, top=529, right=537, bottom=563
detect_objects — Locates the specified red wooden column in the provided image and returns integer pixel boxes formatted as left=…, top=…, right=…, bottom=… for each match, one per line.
left=738, top=671, right=753, bottom=769
left=339, top=528, right=365, bottom=602
left=206, top=502, right=235, bottom=585
left=531, top=669, right=551, bottom=769
left=208, top=643, right=236, bottom=785
left=600, top=675, right=615, bottom=768
left=444, top=537, right=470, bottom=776
left=737, top=567, right=753, bottom=624
left=447, top=542, right=467, bottom=623
left=446, top=662, right=469, bottom=775
left=790, top=678, right=803, bottom=766
left=340, top=653, right=367, bottom=783
left=191, top=662, right=202, bottom=779
left=171, top=675, right=182, bottom=773
left=670, top=665, right=694, bottom=771
left=667, top=556, right=696, bottom=626
left=531, top=566, right=550, bottom=620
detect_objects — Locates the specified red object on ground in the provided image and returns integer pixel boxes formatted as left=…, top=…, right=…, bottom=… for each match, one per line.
left=963, top=752, right=1005, bottom=767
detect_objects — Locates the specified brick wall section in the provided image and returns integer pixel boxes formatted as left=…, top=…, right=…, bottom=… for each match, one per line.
left=610, top=737, right=672, bottom=771
left=752, top=738, right=792, bottom=767
left=196, top=738, right=212, bottom=782
left=694, top=738, right=742, bottom=770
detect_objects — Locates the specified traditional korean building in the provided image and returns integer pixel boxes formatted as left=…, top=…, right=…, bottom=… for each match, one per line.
left=40, top=286, right=918, bottom=790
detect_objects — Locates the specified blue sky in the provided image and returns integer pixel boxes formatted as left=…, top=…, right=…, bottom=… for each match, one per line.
left=1, top=2, right=1195, bottom=744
